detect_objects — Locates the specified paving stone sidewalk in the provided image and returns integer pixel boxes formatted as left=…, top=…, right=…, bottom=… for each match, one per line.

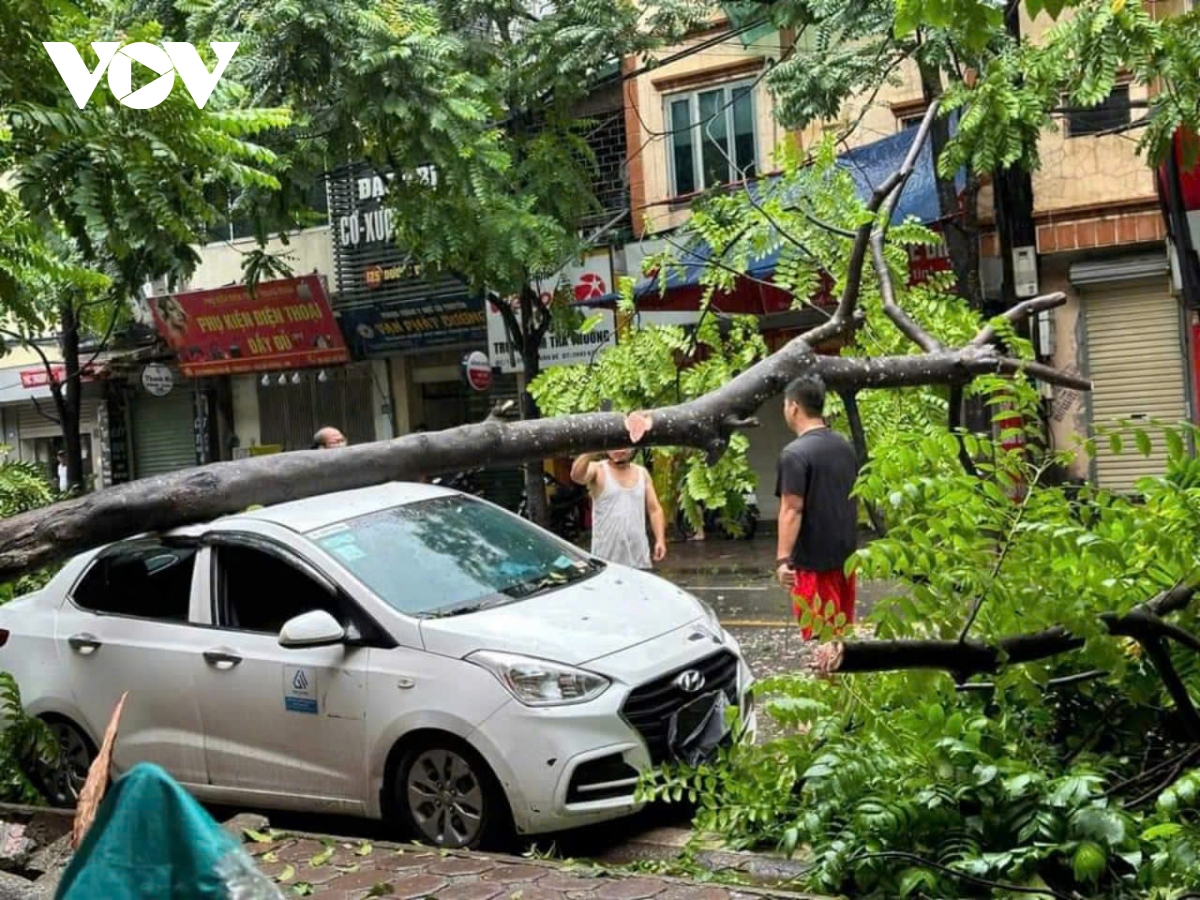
left=244, top=833, right=820, bottom=900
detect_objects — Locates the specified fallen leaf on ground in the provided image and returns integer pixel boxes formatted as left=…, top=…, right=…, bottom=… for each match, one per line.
left=309, top=846, right=335, bottom=867
left=356, top=840, right=373, bottom=857
left=277, top=864, right=295, bottom=884
left=244, top=829, right=273, bottom=844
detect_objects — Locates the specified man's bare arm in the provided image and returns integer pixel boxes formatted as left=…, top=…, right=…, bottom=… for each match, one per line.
left=777, top=493, right=804, bottom=584
left=644, top=471, right=667, bottom=561
left=570, top=453, right=601, bottom=486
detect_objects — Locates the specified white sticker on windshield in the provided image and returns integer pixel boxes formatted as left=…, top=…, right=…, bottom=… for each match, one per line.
left=332, top=545, right=366, bottom=562
left=321, top=532, right=356, bottom=549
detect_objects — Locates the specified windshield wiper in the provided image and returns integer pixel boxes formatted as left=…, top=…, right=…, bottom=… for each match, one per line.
left=427, top=595, right=511, bottom=618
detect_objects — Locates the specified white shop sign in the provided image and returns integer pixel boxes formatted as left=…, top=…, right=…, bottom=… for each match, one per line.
left=486, top=249, right=618, bottom=373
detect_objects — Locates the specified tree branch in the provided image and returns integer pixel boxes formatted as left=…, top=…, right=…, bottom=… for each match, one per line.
left=1135, top=634, right=1200, bottom=743
left=970, top=292, right=1066, bottom=348
left=839, top=389, right=886, bottom=536
left=947, top=385, right=979, bottom=477
left=806, top=99, right=940, bottom=347
left=870, top=231, right=941, bottom=351
left=812, top=584, right=1200, bottom=678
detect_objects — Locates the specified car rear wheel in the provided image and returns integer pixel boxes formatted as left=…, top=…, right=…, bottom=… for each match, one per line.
left=38, top=718, right=96, bottom=808
left=392, top=739, right=509, bottom=850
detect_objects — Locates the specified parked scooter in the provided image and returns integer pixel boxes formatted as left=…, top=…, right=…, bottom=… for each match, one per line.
left=430, top=466, right=486, bottom=496
left=517, top=471, right=590, bottom=540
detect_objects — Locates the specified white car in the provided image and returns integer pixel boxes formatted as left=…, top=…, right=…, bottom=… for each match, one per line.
left=0, top=483, right=754, bottom=848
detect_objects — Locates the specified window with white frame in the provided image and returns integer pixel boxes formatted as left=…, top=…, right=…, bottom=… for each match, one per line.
left=665, top=81, right=758, bottom=197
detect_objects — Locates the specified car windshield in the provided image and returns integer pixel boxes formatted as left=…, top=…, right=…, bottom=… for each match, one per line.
left=306, top=496, right=603, bottom=617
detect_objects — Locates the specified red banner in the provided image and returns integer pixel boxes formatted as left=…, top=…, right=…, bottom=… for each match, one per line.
left=149, top=275, right=349, bottom=377
left=19, top=365, right=99, bottom=388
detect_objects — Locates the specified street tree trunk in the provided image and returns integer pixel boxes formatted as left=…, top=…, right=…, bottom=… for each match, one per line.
left=519, top=283, right=549, bottom=527
left=53, top=301, right=84, bottom=491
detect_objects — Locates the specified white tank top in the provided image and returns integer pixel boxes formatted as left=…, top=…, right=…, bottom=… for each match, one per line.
left=591, top=462, right=651, bottom=569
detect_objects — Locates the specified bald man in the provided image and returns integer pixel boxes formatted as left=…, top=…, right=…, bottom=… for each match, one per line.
left=312, top=427, right=347, bottom=449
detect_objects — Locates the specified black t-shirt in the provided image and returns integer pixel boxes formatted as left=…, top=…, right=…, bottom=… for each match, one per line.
left=775, top=427, right=859, bottom=572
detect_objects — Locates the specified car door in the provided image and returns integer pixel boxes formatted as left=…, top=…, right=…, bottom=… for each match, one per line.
left=192, top=534, right=371, bottom=812
left=55, top=538, right=209, bottom=787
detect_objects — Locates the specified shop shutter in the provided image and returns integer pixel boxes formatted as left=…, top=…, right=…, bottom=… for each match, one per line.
left=1083, top=279, right=1188, bottom=492
left=131, top=388, right=197, bottom=478
left=15, top=397, right=100, bottom=438
left=258, top=364, right=376, bottom=451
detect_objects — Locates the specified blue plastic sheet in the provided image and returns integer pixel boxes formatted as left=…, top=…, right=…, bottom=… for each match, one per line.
left=55, top=763, right=283, bottom=900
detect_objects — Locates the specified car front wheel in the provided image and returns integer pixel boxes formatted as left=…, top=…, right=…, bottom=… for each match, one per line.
left=392, top=739, right=509, bottom=850
left=38, top=717, right=96, bottom=808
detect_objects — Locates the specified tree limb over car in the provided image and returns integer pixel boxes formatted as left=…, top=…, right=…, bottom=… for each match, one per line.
left=0, top=103, right=1089, bottom=582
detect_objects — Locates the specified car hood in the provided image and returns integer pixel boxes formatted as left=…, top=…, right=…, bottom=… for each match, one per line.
left=418, top=564, right=706, bottom=666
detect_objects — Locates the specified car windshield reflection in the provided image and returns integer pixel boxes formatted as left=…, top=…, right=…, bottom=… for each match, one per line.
left=307, top=496, right=603, bottom=617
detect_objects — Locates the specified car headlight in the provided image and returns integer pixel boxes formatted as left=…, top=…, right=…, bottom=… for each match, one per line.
left=466, top=651, right=610, bottom=707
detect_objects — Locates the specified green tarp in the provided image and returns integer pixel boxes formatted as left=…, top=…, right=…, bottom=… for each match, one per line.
left=55, top=762, right=283, bottom=899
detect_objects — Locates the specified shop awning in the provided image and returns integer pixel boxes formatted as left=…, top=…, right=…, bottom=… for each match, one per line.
left=605, top=123, right=961, bottom=304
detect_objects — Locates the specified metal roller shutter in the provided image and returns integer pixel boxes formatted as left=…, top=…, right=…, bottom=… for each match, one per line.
left=131, top=388, right=197, bottom=478
left=1083, top=278, right=1188, bottom=492
left=15, top=397, right=100, bottom=437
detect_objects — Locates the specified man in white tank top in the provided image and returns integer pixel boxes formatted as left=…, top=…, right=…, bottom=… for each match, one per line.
left=570, top=448, right=667, bottom=569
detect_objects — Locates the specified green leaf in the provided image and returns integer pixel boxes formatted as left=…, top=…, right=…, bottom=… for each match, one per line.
left=292, top=885, right=314, bottom=897
left=356, top=841, right=373, bottom=857
left=1135, top=429, right=1152, bottom=456
left=1141, top=822, right=1183, bottom=841
left=309, top=846, right=335, bottom=867
left=1072, top=841, right=1107, bottom=883
left=1108, top=433, right=1124, bottom=455
left=276, top=864, right=296, bottom=884
left=244, top=829, right=273, bottom=844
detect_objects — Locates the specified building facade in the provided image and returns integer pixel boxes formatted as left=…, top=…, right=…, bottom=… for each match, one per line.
left=616, top=5, right=1196, bottom=505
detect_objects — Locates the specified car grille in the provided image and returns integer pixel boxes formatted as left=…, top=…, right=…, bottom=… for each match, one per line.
left=620, top=650, right=740, bottom=765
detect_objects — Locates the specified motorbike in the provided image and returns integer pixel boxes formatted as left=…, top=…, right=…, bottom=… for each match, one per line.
left=518, top=471, right=590, bottom=540
left=430, top=466, right=486, bottom=497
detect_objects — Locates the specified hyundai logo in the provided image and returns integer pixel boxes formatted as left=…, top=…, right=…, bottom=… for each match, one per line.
left=675, top=669, right=705, bottom=693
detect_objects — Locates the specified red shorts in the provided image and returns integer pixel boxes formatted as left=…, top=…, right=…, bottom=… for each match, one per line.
left=792, top=569, right=856, bottom=641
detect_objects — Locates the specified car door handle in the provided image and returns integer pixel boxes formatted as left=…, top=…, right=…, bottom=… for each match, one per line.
left=203, top=650, right=242, bottom=670
left=68, top=634, right=102, bottom=655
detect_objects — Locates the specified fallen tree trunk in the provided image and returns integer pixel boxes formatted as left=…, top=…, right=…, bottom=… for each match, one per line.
left=0, top=335, right=1088, bottom=581
left=0, top=102, right=1089, bottom=582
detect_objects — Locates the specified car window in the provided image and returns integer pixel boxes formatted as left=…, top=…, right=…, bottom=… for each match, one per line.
left=307, top=496, right=601, bottom=617
left=72, top=542, right=196, bottom=622
left=214, top=544, right=347, bottom=635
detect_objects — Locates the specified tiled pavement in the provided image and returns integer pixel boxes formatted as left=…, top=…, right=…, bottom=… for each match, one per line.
left=244, top=834, right=819, bottom=900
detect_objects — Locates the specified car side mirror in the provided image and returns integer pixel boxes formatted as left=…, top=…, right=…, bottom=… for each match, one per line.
left=278, top=610, right=345, bottom=649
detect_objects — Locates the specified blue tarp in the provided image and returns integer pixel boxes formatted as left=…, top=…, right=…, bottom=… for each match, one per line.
left=608, top=123, right=964, bottom=302
left=56, top=762, right=283, bottom=899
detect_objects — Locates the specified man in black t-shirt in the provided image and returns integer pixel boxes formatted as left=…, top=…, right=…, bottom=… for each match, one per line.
left=774, top=374, right=859, bottom=640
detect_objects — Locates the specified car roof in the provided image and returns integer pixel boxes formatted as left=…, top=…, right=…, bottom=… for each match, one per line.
left=172, top=481, right=458, bottom=537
